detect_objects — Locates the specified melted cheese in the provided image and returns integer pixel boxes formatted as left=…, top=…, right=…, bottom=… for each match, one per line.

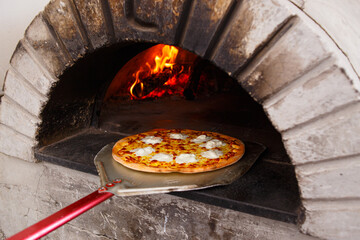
left=201, top=139, right=226, bottom=149
left=201, top=150, right=223, bottom=159
left=191, top=134, right=212, bottom=143
left=130, top=147, right=155, bottom=156
left=150, top=153, right=173, bottom=162
left=141, top=136, right=162, bottom=144
left=175, top=153, right=198, bottom=164
left=169, top=133, right=188, bottom=140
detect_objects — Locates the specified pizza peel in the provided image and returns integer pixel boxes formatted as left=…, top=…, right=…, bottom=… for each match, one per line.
left=8, top=141, right=265, bottom=240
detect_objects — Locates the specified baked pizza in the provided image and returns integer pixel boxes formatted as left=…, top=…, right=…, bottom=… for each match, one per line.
left=112, top=129, right=245, bottom=173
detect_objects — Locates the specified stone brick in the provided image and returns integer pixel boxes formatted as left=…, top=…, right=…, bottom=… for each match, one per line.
left=10, top=41, right=54, bottom=96
left=45, top=0, right=87, bottom=60
left=283, top=103, right=360, bottom=164
left=108, top=0, right=185, bottom=45
left=182, top=0, right=232, bottom=56
left=295, top=155, right=360, bottom=199
left=25, top=14, right=69, bottom=77
left=213, top=0, right=292, bottom=75
left=237, top=18, right=330, bottom=101
left=0, top=124, right=36, bottom=162
left=301, top=199, right=360, bottom=240
left=73, top=0, right=109, bottom=49
left=0, top=96, right=40, bottom=139
left=3, top=69, right=46, bottom=117
left=264, top=62, right=360, bottom=131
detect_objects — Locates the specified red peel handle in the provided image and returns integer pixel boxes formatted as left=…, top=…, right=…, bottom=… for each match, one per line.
left=7, top=190, right=114, bottom=240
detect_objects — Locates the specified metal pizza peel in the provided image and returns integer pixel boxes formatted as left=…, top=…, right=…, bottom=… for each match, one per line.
left=94, top=141, right=265, bottom=196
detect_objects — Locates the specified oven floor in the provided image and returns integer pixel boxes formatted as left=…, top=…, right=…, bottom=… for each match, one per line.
left=35, top=128, right=300, bottom=224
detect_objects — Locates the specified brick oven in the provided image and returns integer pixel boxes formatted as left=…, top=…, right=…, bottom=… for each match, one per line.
left=1, top=0, right=359, bottom=239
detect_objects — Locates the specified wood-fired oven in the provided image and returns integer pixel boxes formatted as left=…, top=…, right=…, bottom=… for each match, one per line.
left=1, top=0, right=359, bottom=239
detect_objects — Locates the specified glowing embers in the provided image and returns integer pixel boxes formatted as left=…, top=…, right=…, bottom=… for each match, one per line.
left=130, top=65, right=191, bottom=100
left=105, top=44, right=197, bottom=101
left=129, top=45, right=194, bottom=99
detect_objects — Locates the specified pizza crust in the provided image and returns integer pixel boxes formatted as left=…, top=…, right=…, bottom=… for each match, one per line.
left=112, top=129, right=245, bottom=173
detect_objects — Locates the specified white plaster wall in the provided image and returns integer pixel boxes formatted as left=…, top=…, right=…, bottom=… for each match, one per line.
left=0, top=0, right=49, bottom=90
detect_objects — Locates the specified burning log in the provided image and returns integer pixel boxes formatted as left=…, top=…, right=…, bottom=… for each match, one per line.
left=130, top=64, right=192, bottom=99
left=131, top=67, right=176, bottom=98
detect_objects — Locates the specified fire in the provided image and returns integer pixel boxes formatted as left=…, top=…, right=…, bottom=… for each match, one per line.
left=129, top=69, right=144, bottom=98
left=129, top=44, right=190, bottom=100
left=152, top=45, right=178, bottom=73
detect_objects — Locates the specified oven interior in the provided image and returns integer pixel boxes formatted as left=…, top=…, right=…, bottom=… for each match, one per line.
left=34, top=43, right=301, bottom=223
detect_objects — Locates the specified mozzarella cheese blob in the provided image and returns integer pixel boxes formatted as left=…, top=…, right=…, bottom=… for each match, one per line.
left=175, top=153, right=198, bottom=164
left=141, top=136, right=162, bottom=144
left=150, top=153, right=173, bottom=162
left=201, top=139, right=226, bottom=149
left=201, top=150, right=223, bottom=159
left=191, top=134, right=212, bottom=143
left=130, top=147, right=155, bottom=156
left=169, top=133, right=188, bottom=140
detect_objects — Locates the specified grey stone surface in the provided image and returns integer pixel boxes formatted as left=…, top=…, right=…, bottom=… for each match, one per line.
left=73, top=0, right=109, bottom=49
left=45, top=0, right=87, bottom=60
left=213, top=0, right=292, bottom=75
left=3, top=69, right=46, bottom=117
left=108, top=0, right=185, bottom=45
left=283, top=102, right=360, bottom=164
left=24, top=14, right=69, bottom=77
left=295, top=155, right=360, bottom=199
left=237, top=18, right=330, bottom=102
left=0, top=229, right=4, bottom=240
left=10, top=41, right=54, bottom=96
left=0, top=96, right=39, bottom=138
left=301, top=199, right=360, bottom=240
left=0, top=157, right=316, bottom=240
left=182, top=0, right=232, bottom=57
left=264, top=61, right=360, bottom=131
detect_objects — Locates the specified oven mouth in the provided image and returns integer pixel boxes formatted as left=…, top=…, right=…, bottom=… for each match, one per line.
left=34, top=43, right=301, bottom=224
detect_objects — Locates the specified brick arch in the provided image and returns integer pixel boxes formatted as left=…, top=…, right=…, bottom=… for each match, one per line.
left=1, top=0, right=360, bottom=239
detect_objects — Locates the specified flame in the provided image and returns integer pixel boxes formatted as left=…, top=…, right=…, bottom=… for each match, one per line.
left=152, top=45, right=178, bottom=73
left=130, top=45, right=183, bottom=99
left=129, top=69, right=144, bottom=98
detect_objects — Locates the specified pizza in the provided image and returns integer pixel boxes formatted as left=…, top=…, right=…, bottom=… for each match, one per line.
left=112, top=129, right=245, bottom=173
